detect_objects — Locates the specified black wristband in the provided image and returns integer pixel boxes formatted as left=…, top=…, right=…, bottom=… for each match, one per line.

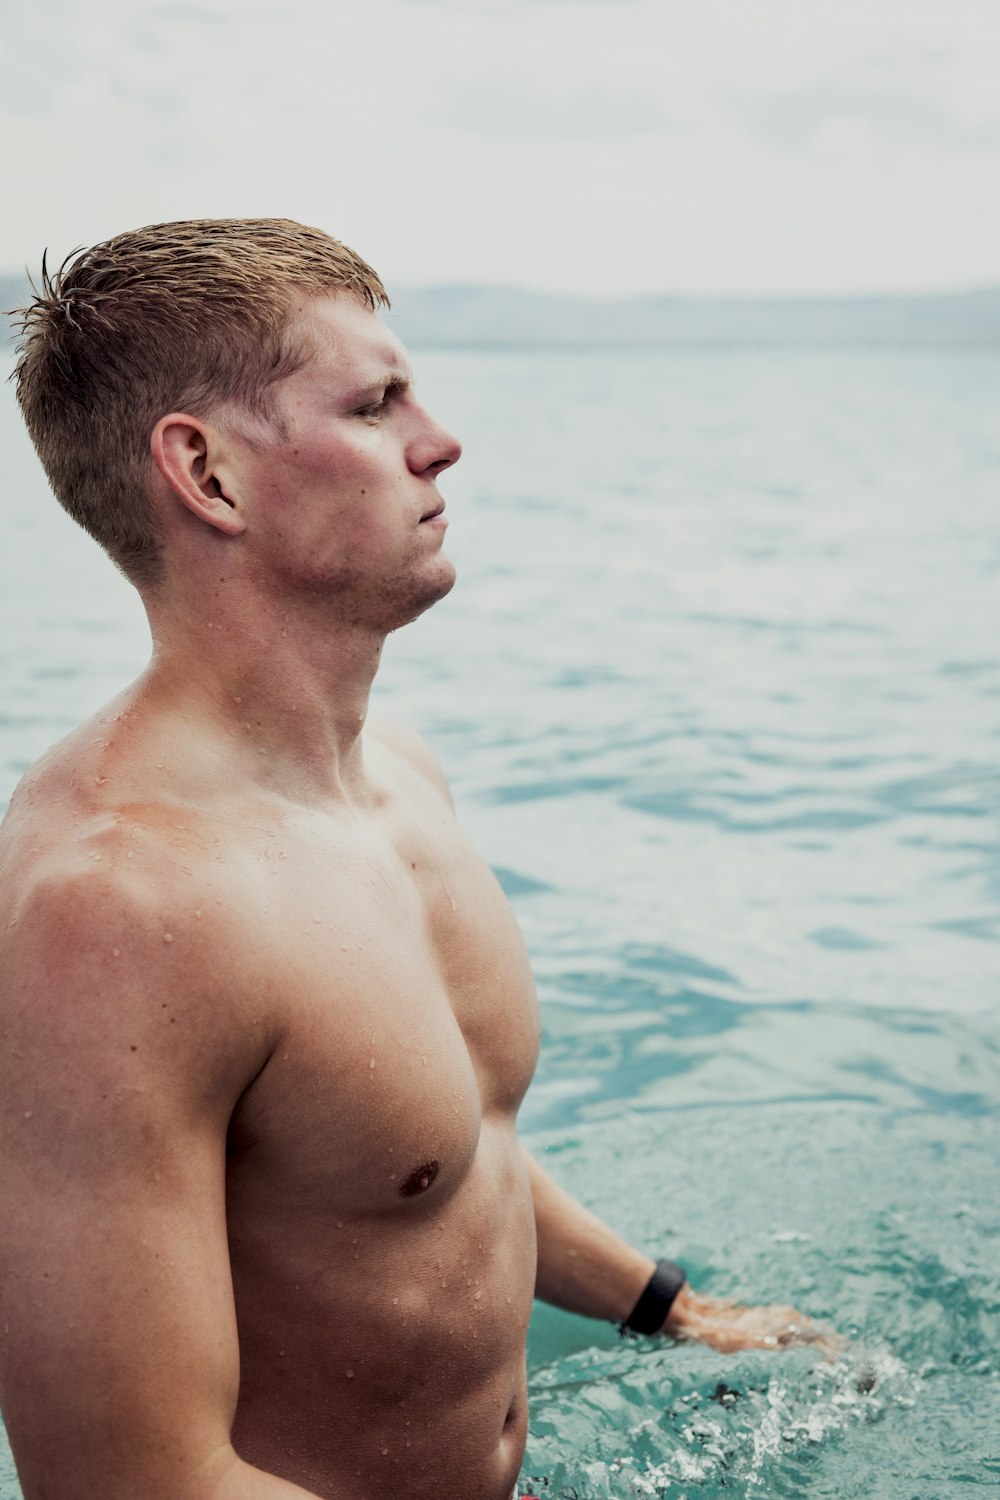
left=620, top=1258, right=687, bottom=1336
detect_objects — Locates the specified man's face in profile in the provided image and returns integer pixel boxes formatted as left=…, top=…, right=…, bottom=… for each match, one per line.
left=217, top=292, right=462, bottom=631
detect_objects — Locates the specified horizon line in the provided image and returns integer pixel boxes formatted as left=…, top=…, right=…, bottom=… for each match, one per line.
left=385, top=280, right=1000, bottom=303
left=2, top=269, right=999, bottom=305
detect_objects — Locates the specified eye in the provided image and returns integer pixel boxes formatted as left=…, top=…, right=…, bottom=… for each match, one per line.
left=356, top=395, right=387, bottom=420
left=354, top=379, right=408, bottom=421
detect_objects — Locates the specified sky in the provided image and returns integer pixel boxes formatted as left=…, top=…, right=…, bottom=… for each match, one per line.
left=2, top=0, right=999, bottom=296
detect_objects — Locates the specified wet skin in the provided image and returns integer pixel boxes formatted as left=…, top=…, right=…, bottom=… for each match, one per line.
left=221, top=719, right=543, bottom=1497
left=0, top=292, right=543, bottom=1500
left=0, top=707, right=541, bottom=1500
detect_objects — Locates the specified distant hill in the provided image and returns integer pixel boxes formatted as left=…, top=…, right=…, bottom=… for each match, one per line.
left=386, top=284, right=1000, bottom=348
left=4, top=273, right=999, bottom=350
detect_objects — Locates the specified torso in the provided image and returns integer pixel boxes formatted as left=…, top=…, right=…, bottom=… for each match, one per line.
left=0, top=700, right=541, bottom=1500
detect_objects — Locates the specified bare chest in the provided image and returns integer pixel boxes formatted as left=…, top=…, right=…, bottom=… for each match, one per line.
left=225, top=795, right=540, bottom=1216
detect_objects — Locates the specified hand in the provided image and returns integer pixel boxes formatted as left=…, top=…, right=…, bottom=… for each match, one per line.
left=662, top=1284, right=844, bottom=1357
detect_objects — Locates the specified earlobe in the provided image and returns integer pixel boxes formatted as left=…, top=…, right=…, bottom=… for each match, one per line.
left=150, top=414, right=248, bottom=537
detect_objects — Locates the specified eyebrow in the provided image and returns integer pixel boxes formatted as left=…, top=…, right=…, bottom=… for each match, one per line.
left=348, top=368, right=413, bottom=403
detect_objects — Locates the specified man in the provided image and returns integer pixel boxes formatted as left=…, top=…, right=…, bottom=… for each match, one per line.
left=0, top=219, right=827, bottom=1500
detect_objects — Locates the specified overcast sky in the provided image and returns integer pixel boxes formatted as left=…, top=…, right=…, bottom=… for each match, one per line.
left=3, top=0, right=999, bottom=295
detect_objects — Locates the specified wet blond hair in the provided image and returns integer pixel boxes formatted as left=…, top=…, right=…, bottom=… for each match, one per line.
left=11, top=218, right=388, bottom=587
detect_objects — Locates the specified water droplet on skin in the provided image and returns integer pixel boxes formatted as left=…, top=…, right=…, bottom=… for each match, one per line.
left=345, top=1369, right=355, bottom=1378
left=163, top=933, right=174, bottom=944
left=194, top=910, right=203, bottom=919
left=112, top=947, right=121, bottom=958
left=474, top=1289, right=483, bottom=1300
left=313, top=916, right=322, bottom=924
left=340, top=943, right=348, bottom=952
left=369, top=1057, right=376, bottom=1069
left=23, top=1111, right=33, bottom=1119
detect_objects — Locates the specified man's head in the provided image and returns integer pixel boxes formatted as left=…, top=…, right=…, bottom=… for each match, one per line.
left=11, top=218, right=388, bottom=588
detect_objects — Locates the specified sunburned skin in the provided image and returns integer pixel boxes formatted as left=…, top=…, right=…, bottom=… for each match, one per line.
left=0, top=697, right=541, bottom=1500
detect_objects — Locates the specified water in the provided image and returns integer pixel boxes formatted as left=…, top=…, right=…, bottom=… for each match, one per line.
left=2, top=344, right=999, bottom=1497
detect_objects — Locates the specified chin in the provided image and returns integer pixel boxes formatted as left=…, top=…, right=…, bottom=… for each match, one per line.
left=388, top=560, right=458, bottom=632
left=341, top=554, right=455, bottom=635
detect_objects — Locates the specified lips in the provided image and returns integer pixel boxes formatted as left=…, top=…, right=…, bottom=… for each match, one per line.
left=420, top=499, right=446, bottom=522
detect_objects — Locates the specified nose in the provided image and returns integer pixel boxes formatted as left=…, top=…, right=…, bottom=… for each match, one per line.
left=408, top=407, right=462, bottom=478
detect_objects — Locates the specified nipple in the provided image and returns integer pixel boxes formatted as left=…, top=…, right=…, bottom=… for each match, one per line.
left=399, top=1160, right=439, bottom=1198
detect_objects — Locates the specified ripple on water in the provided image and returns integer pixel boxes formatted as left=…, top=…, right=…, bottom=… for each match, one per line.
left=524, top=1103, right=1000, bottom=1498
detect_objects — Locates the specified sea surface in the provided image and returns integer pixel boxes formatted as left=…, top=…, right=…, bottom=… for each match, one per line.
left=1, top=343, right=998, bottom=1497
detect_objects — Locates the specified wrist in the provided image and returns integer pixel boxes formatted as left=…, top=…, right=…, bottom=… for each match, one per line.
left=619, top=1257, right=687, bottom=1337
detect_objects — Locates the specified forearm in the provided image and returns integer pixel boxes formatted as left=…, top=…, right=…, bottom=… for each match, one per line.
left=524, top=1147, right=840, bottom=1355
left=208, top=1453, right=326, bottom=1500
left=11, top=1444, right=325, bottom=1500
left=524, top=1146, right=658, bottom=1322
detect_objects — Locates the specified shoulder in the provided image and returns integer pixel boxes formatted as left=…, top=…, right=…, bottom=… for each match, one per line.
left=365, top=708, right=455, bottom=808
left=0, top=787, right=277, bottom=1115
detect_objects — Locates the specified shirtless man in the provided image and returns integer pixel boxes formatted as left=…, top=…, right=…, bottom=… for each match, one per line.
left=0, top=219, right=826, bottom=1500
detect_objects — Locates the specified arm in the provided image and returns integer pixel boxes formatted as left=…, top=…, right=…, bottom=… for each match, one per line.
left=524, top=1148, right=838, bottom=1353
left=0, top=862, right=322, bottom=1500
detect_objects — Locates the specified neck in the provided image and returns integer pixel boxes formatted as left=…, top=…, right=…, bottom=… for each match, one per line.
left=139, top=579, right=387, bottom=805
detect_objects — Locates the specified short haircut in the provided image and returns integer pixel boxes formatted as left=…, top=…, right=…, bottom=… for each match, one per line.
left=10, top=218, right=389, bottom=587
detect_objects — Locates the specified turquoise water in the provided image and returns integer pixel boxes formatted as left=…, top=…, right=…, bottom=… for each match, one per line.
left=2, top=346, right=998, bottom=1497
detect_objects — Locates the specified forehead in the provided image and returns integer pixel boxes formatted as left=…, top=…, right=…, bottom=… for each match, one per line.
left=285, top=292, right=411, bottom=390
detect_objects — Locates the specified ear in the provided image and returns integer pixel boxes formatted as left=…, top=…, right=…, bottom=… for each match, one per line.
left=150, top=413, right=248, bottom=537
